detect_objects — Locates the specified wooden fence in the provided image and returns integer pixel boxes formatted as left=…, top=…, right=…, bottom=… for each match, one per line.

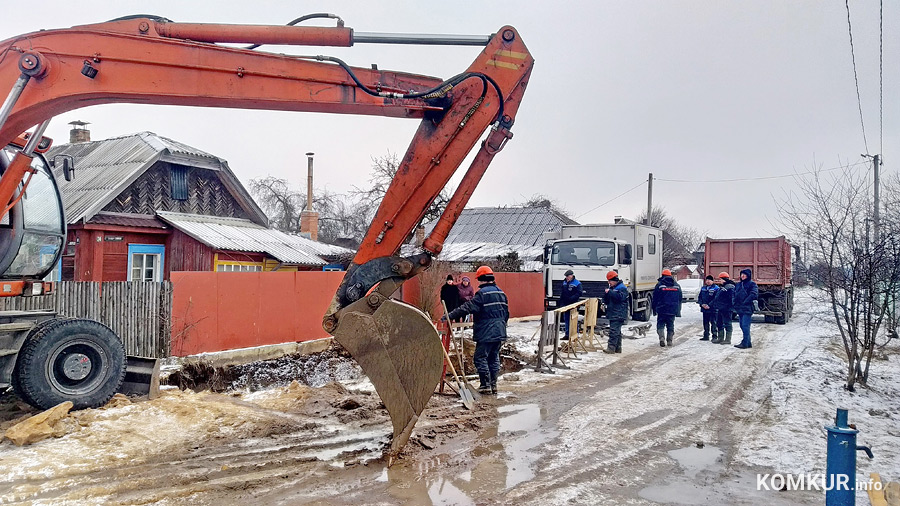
left=0, top=281, right=172, bottom=358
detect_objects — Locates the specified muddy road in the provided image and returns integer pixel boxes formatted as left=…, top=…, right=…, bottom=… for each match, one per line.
left=0, top=296, right=871, bottom=504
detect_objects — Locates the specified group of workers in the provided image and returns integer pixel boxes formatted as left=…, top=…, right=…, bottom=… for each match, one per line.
left=566, top=268, right=759, bottom=354
left=697, top=269, right=759, bottom=349
left=435, top=265, right=760, bottom=396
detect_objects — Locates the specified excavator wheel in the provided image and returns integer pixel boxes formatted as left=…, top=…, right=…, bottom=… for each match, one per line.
left=333, top=299, right=444, bottom=457
left=15, top=318, right=126, bottom=410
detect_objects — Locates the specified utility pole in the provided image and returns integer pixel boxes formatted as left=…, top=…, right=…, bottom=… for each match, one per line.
left=646, top=173, right=653, bottom=227
left=873, top=154, right=881, bottom=243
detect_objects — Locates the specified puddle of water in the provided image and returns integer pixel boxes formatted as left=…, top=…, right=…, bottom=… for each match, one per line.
left=496, top=403, right=556, bottom=489
left=639, top=445, right=725, bottom=504
left=667, top=445, right=723, bottom=478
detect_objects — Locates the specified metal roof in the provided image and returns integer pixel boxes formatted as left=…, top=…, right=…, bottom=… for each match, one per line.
left=87, top=212, right=169, bottom=229
left=46, top=132, right=265, bottom=225
left=423, top=206, right=577, bottom=247
left=156, top=211, right=351, bottom=266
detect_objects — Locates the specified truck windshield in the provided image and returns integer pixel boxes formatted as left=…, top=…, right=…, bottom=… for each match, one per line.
left=551, top=241, right=616, bottom=266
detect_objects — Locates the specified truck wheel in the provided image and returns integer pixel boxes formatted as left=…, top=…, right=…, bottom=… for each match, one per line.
left=15, top=319, right=126, bottom=410
left=764, top=315, right=775, bottom=324
left=635, top=295, right=652, bottom=322
left=775, top=313, right=788, bottom=325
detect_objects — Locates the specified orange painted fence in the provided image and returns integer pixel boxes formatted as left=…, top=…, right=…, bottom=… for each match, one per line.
left=170, top=271, right=545, bottom=356
left=401, top=271, right=545, bottom=320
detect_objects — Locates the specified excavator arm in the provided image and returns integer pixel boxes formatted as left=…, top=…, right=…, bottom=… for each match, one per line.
left=0, top=16, right=533, bottom=458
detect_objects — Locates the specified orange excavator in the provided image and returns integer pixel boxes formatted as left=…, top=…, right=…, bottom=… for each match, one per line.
left=0, top=15, right=532, bottom=456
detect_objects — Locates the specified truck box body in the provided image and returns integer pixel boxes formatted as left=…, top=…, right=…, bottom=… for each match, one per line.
left=704, top=236, right=794, bottom=323
left=704, top=237, right=792, bottom=287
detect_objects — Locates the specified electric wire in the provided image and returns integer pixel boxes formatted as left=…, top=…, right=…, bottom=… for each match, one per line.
left=845, top=0, right=870, bottom=154
left=654, top=160, right=869, bottom=184
left=575, top=180, right=646, bottom=220
left=879, top=0, right=884, bottom=155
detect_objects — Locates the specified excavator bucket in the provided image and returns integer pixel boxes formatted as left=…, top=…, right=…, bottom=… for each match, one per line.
left=332, top=298, right=444, bottom=456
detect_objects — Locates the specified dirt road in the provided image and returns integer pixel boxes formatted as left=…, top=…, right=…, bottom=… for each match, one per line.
left=2, top=291, right=895, bottom=505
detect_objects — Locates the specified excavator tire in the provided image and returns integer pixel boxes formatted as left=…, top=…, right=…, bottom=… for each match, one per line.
left=15, top=318, right=126, bottom=410
left=333, top=299, right=444, bottom=456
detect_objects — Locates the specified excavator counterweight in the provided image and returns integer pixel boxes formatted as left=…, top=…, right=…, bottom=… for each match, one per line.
left=0, top=15, right=533, bottom=459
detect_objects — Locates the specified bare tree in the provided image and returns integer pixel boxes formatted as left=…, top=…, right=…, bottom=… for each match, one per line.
left=517, top=193, right=574, bottom=222
left=635, top=206, right=703, bottom=267
left=352, top=152, right=451, bottom=224
left=248, top=176, right=305, bottom=233
left=777, top=164, right=900, bottom=390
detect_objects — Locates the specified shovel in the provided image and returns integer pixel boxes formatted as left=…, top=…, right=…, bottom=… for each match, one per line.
left=439, top=339, right=475, bottom=409
left=443, top=302, right=481, bottom=401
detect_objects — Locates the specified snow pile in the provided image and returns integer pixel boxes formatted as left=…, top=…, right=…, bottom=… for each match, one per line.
left=733, top=288, right=900, bottom=487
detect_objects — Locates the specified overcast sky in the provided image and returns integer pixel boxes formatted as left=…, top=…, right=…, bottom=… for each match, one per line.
left=1, top=1, right=895, bottom=239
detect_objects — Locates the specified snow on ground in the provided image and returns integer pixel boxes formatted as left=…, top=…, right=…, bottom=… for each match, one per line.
left=733, top=288, right=900, bottom=494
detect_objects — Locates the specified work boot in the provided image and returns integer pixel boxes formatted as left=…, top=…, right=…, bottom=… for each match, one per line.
left=711, top=332, right=721, bottom=344
left=700, top=330, right=710, bottom=341
left=666, top=330, right=674, bottom=347
left=720, top=330, right=732, bottom=345
left=603, top=346, right=616, bottom=354
left=615, top=345, right=622, bottom=354
left=489, top=372, right=498, bottom=395
left=658, top=328, right=666, bottom=347
left=478, top=373, right=491, bottom=394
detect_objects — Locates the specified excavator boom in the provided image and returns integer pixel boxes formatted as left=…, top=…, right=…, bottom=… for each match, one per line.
left=0, top=16, right=533, bottom=458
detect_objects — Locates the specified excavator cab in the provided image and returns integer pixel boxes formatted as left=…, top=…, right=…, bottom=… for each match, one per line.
left=0, top=147, right=65, bottom=281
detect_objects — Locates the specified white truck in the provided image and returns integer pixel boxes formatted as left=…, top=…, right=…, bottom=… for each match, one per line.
left=543, top=219, right=663, bottom=321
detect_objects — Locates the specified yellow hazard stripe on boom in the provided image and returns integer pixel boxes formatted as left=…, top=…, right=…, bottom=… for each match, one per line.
left=494, top=49, right=528, bottom=60
left=486, top=60, right=519, bottom=70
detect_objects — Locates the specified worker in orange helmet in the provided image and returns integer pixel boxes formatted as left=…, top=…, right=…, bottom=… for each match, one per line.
left=651, top=269, right=682, bottom=348
left=602, top=270, right=629, bottom=354
left=445, top=265, right=509, bottom=394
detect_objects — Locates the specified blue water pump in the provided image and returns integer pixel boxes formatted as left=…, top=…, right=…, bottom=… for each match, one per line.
left=825, top=408, right=874, bottom=506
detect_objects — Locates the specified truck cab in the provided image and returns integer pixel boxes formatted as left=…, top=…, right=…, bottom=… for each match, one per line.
left=544, top=237, right=631, bottom=306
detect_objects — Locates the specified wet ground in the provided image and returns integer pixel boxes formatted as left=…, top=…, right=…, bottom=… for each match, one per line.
left=0, top=300, right=879, bottom=505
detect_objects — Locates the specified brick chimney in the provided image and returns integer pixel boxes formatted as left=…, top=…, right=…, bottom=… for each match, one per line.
left=69, top=120, right=91, bottom=143
left=300, top=152, right=319, bottom=241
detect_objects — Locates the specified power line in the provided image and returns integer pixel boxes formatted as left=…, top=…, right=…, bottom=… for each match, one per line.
left=655, top=160, right=868, bottom=184
left=879, top=0, right=884, bottom=155
left=845, top=0, right=870, bottom=154
left=575, top=179, right=646, bottom=220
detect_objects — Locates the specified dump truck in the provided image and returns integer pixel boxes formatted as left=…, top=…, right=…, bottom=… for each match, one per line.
left=704, top=236, right=794, bottom=324
left=544, top=219, right=663, bottom=321
left=0, top=14, right=533, bottom=458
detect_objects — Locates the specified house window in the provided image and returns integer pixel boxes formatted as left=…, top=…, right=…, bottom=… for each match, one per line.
left=128, top=244, right=165, bottom=282
left=648, top=234, right=657, bottom=255
left=216, top=263, right=262, bottom=272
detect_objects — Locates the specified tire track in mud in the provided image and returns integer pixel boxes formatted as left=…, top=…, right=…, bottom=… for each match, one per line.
left=496, top=319, right=776, bottom=504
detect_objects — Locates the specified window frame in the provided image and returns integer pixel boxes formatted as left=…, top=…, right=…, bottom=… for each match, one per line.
left=127, top=244, right=165, bottom=282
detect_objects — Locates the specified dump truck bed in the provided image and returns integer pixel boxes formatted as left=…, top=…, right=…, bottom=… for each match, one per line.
left=704, top=236, right=792, bottom=287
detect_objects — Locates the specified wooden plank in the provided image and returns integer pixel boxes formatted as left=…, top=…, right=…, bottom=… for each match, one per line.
left=869, top=473, right=888, bottom=506
left=886, top=481, right=900, bottom=506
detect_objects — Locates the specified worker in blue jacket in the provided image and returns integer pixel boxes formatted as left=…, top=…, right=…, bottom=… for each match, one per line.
left=697, top=275, right=719, bottom=342
left=732, top=268, right=759, bottom=349
left=711, top=272, right=735, bottom=344
left=602, top=270, right=629, bottom=354
left=651, top=269, right=682, bottom=347
left=446, top=266, right=509, bottom=394
left=559, top=269, right=583, bottom=337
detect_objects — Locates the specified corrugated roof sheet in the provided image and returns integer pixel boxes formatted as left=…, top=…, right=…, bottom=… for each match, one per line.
left=423, top=206, right=577, bottom=247
left=46, top=132, right=264, bottom=225
left=87, top=212, right=169, bottom=229
left=156, top=211, right=351, bottom=266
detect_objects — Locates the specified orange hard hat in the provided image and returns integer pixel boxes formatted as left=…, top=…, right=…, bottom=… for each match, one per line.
left=475, top=265, right=494, bottom=279
left=606, top=270, right=618, bottom=281
left=718, top=271, right=730, bottom=279
left=661, top=269, right=672, bottom=276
